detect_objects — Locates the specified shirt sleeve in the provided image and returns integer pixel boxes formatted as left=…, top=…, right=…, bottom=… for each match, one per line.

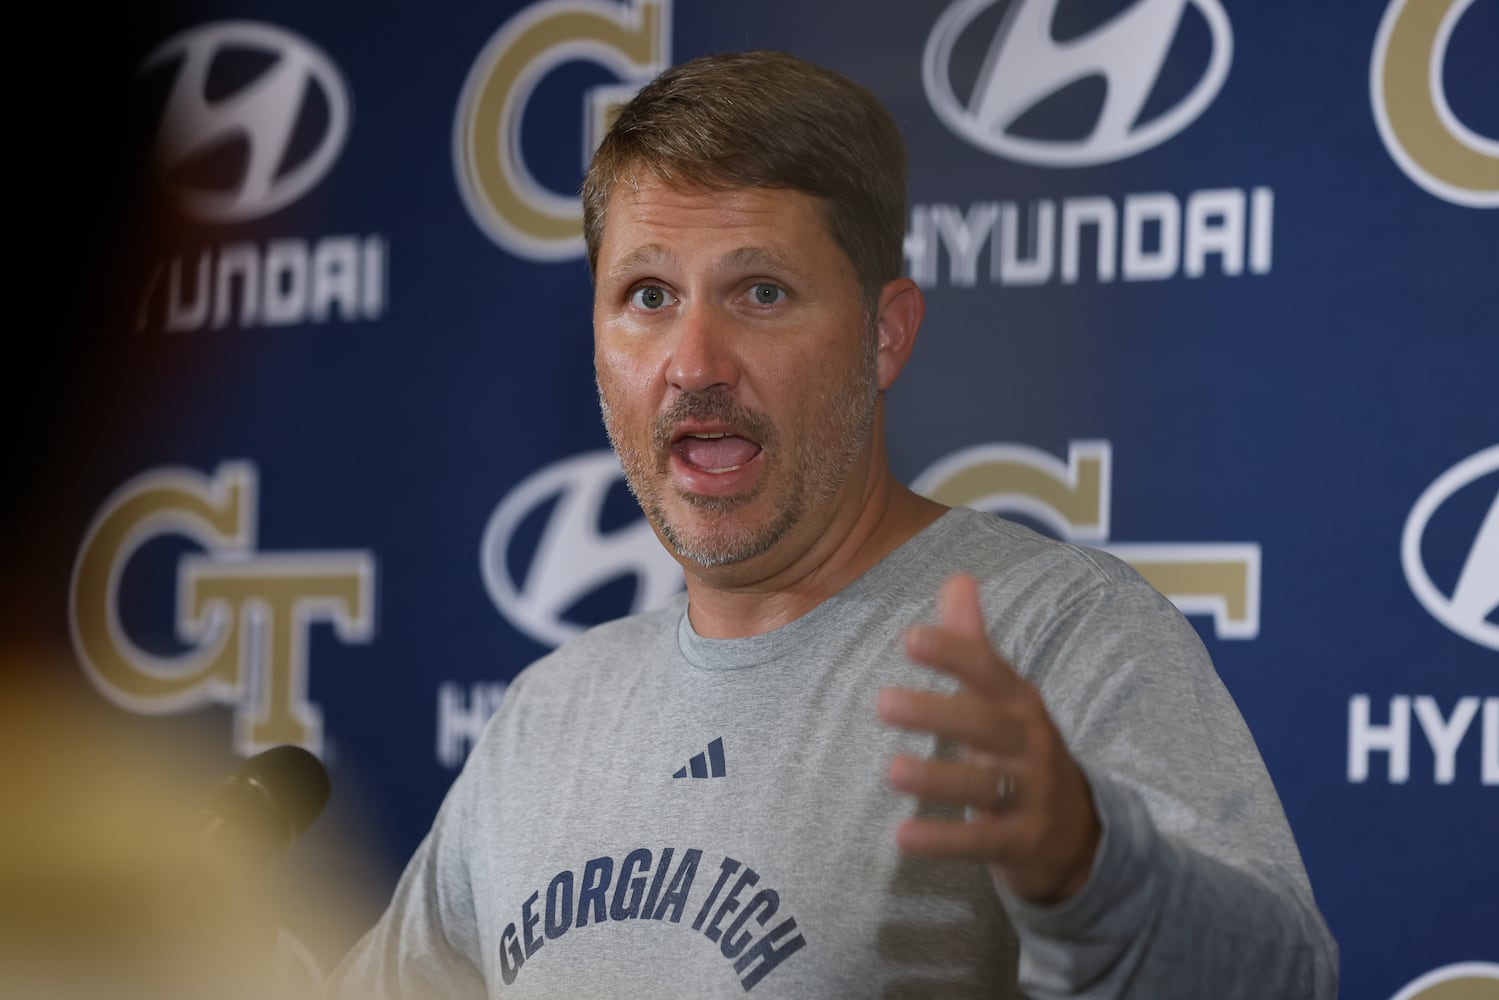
left=323, top=726, right=494, bottom=998
left=989, top=553, right=1338, bottom=999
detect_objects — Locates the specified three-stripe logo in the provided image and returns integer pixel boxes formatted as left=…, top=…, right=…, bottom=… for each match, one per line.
left=673, top=737, right=726, bottom=779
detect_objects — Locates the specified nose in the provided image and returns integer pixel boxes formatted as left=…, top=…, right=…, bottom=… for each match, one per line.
left=666, top=302, right=739, bottom=394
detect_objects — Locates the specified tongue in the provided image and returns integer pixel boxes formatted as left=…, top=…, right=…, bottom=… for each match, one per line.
left=678, top=435, right=760, bottom=471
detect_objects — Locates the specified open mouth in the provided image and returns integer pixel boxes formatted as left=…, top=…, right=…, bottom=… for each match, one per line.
left=671, top=429, right=764, bottom=474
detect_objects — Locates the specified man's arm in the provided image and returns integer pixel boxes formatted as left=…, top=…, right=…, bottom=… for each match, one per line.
left=324, top=739, right=490, bottom=999
left=879, top=571, right=1337, bottom=999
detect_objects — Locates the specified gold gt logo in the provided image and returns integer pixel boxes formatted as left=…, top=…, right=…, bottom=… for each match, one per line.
left=915, top=441, right=1259, bottom=638
left=1372, top=0, right=1499, bottom=207
left=1387, top=961, right=1499, bottom=1000
left=454, top=0, right=671, bottom=260
left=69, top=462, right=376, bottom=754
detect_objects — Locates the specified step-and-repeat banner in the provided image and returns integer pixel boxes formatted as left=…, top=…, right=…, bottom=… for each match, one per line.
left=14, top=1, right=1497, bottom=995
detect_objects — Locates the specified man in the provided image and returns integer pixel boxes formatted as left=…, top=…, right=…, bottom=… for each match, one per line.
left=329, top=52, right=1337, bottom=998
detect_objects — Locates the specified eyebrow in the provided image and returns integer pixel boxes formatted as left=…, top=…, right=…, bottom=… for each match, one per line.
left=723, top=246, right=810, bottom=284
left=602, top=243, right=811, bottom=285
left=603, top=243, right=672, bottom=284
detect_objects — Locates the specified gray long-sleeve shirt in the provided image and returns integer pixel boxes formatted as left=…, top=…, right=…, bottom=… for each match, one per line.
left=328, top=507, right=1337, bottom=998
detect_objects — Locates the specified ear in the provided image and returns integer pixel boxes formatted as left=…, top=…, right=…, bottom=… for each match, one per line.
left=873, top=278, right=925, bottom=391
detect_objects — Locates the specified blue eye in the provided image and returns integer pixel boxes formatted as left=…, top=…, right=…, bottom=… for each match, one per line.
left=749, top=283, right=785, bottom=305
left=630, top=285, right=674, bottom=309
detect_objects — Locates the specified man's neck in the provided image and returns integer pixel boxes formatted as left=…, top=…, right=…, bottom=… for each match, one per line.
left=680, top=469, right=947, bottom=639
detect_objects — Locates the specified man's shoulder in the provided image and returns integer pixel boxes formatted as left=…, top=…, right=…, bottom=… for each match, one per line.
left=936, top=506, right=1142, bottom=593
left=931, top=508, right=1203, bottom=686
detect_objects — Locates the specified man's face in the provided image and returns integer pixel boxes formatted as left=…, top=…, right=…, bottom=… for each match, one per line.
left=593, top=177, right=880, bottom=570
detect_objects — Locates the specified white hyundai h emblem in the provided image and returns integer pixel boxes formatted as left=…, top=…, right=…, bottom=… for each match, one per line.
left=923, top=0, right=1232, bottom=167
left=1402, top=445, right=1499, bottom=652
left=143, top=20, right=351, bottom=222
left=480, top=451, right=683, bottom=647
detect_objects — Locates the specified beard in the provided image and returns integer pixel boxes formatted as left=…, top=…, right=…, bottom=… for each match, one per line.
left=598, top=337, right=879, bottom=568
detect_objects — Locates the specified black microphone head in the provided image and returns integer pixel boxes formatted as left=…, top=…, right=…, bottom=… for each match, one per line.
left=203, top=745, right=330, bottom=861
left=237, top=745, right=330, bottom=836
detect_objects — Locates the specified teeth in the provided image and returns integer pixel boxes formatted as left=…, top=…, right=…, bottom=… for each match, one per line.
left=704, top=465, right=743, bottom=473
left=689, top=432, right=728, bottom=439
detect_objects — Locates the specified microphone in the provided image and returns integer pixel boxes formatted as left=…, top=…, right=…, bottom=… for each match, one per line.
left=199, top=745, right=330, bottom=862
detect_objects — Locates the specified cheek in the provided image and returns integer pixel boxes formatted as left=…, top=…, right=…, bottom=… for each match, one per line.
left=771, top=337, right=861, bottom=395
left=595, top=341, right=662, bottom=419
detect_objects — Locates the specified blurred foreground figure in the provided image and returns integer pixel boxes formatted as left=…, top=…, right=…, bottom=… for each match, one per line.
left=0, top=668, right=356, bottom=1000
left=329, top=52, right=1337, bottom=998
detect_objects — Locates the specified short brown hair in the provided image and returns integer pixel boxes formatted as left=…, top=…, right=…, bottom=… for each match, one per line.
left=582, top=51, right=907, bottom=315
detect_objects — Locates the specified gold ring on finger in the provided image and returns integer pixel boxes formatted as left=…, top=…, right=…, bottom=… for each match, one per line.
left=995, top=771, right=1016, bottom=808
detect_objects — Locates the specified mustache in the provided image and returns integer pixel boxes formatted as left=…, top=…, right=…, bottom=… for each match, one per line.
left=652, top=391, right=777, bottom=454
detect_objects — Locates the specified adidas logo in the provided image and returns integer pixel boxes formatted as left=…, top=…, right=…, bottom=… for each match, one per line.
left=673, top=737, right=726, bottom=779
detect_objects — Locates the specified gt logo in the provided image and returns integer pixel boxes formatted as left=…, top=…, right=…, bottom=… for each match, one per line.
left=1388, top=961, right=1499, bottom=1000
left=923, top=0, right=1232, bottom=167
left=69, top=462, right=376, bottom=754
left=454, top=0, right=672, bottom=260
left=913, top=441, right=1260, bottom=638
left=1372, top=0, right=1499, bottom=208
left=480, top=450, right=682, bottom=647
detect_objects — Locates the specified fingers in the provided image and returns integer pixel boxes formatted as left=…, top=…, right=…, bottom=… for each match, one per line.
left=904, top=626, right=1019, bottom=699
left=888, top=754, right=1019, bottom=811
left=883, top=573, right=1101, bottom=902
left=894, top=816, right=1018, bottom=862
left=877, top=688, right=1027, bottom=755
left=938, top=573, right=985, bottom=639
left=893, top=769, right=1101, bottom=904
left=889, top=753, right=1100, bottom=900
left=904, top=574, right=1020, bottom=698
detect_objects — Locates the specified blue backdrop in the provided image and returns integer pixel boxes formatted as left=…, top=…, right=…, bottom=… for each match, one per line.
left=17, top=1, right=1497, bottom=996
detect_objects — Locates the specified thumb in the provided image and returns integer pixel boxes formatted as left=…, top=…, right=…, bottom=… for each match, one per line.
left=938, top=573, right=986, bottom=640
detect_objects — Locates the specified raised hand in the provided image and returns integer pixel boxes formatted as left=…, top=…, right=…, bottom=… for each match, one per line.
left=877, top=574, right=1101, bottom=904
